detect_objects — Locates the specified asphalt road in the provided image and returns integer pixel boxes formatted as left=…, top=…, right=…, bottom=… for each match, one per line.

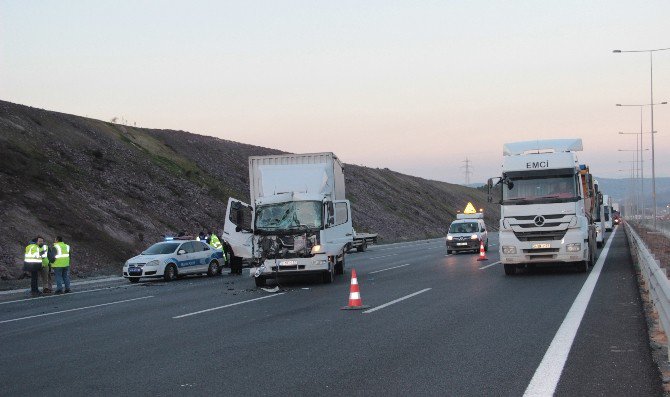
left=0, top=228, right=662, bottom=396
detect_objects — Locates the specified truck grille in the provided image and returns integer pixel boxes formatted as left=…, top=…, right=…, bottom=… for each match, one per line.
left=512, top=230, right=567, bottom=242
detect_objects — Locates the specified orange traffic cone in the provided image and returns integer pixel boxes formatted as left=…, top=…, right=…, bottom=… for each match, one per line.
left=341, top=269, right=370, bottom=310
left=477, top=241, right=488, bottom=261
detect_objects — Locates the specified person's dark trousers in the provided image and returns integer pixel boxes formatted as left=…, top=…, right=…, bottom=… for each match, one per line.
left=30, top=270, right=39, bottom=292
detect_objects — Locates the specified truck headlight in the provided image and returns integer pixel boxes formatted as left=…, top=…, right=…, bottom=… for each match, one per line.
left=502, top=246, right=517, bottom=254
left=470, top=234, right=478, bottom=240
left=446, top=235, right=453, bottom=241
left=311, top=245, right=322, bottom=254
left=566, top=243, right=581, bottom=252
left=146, top=260, right=160, bottom=267
left=312, top=259, right=327, bottom=266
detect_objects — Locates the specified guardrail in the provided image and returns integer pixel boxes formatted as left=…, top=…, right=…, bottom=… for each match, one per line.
left=625, top=222, right=670, bottom=361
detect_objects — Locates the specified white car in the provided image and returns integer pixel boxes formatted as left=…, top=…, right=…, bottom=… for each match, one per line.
left=123, top=240, right=224, bottom=282
left=446, top=218, right=489, bottom=254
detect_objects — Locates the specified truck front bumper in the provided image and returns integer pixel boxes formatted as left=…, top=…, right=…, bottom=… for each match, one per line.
left=499, top=229, right=588, bottom=265
left=253, top=256, right=331, bottom=278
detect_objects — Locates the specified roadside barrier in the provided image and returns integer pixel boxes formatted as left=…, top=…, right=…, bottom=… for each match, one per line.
left=341, top=269, right=369, bottom=310
left=625, top=222, right=670, bottom=360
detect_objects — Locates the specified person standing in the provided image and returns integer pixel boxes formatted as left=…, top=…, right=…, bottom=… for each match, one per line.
left=52, top=236, right=71, bottom=294
left=23, top=237, right=42, bottom=296
left=38, top=237, right=53, bottom=294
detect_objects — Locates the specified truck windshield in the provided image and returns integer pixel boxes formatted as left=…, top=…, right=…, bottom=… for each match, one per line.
left=255, top=201, right=323, bottom=231
left=141, top=242, right=180, bottom=255
left=503, top=175, right=577, bottom=204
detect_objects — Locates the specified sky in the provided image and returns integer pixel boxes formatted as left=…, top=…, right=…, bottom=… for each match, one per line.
left=1, top=1, right=669, bottom=184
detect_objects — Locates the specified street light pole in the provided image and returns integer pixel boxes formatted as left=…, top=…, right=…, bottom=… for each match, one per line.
left=614, top=46, right=670, bottom=228
left=615, top=101, right=667, bottom=221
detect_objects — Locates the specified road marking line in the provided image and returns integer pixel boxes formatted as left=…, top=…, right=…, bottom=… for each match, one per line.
left=0, top=284, right=142, bottom=306
left=0, top=296, right=154, bottom=324
left=523, top=228, right=617, bottom=397
left=363, top=288, right=432, bottom=314
left=173, top=293, right=285, bottom=319
left=366, top=253, right=399, bottom=260
left=479, top=261, right=501, bottom=270
left=369, top=264, right=411, bottom=274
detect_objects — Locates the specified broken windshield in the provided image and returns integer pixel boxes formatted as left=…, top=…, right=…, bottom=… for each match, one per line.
left=255, top=201, right=323, bottom=232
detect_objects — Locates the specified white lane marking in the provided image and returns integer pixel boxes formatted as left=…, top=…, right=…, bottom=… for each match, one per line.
left=369, top=264, right=411, bottom=274
left=0, top=276, right=126, bottom=296
left=363, top=288, right=432, bottom=314
left=0, top=296, right=154, bottom=324
left=479, top=261, right=501, bottom=270
left=523, top=228, right=617, bottom=396
left=0, top=284, right=141, bottom=306
left=366, top=253, right=399, bottom=260
left=173, top=293, right=285, bottom=319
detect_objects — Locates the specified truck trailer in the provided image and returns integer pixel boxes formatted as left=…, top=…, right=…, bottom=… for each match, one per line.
left=488, top=139, right=597, bottom=275
left=223, top=152, right=353, bottom=286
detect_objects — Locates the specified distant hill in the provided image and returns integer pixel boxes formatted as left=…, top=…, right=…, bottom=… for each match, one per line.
left=594, top=177, right=670, bottom=209
left=0, top=100, right=499, bottom=281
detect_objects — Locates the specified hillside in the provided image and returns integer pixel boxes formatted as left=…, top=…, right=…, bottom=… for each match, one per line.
left=0, top=100, right=499, bottom=281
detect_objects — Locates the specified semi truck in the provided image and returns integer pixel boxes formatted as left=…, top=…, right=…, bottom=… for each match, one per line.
left=602, top=194, right=613, bottom=231
left=488, top=139, right=597, bottom=275
left=223, top=152, right=353, bottom=287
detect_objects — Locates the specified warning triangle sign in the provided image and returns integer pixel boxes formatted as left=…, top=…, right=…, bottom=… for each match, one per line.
left=463, top=202, right=477, bottom=214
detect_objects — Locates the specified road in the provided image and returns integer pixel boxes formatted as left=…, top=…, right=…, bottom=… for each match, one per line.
left=0, top=228, right=662, bottom=396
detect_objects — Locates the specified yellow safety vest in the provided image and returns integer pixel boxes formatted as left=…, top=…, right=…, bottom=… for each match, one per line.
left=24, top=244, right=41, bottom=264
left=52, top=242, right=71, bottom=268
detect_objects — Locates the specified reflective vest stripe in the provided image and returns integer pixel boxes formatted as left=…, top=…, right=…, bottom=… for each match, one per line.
left=24, top=245, right=41, bottom=263
left=54, top=244, right=70, bottom=258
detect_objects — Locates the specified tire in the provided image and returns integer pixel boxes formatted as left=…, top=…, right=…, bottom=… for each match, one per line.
left=128, top=277, right=140, bottom=283
left=357, top=241, right=368, bottom=252
left=323, top=264, right=334, bottom=284
left=231, top=255, right=243, bottom=275
left=577, top=261, right=589, bottom=273
left=254, top=276, right=266, bottom=287
left=504, top=264, right=517, bottom=276
left=207, top=260, right=219, bottom=277
left=164, top=263, right=177, bottom=282
left=335, top=254, right=344, bottom=275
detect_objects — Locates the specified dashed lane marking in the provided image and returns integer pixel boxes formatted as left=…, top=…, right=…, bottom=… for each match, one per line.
left=173, top=293, right=285, bottom=319
left=365, top=253, right=400, bottom=260
left=369, top=264, right=411, bottom=274
left=479, top=261, right=501, bottom=270
left=0, top=296, right=154, bottom=324
left=363, top=288, right=432, bottom=314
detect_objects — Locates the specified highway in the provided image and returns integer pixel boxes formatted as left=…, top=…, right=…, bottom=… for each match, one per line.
left=0, top=227, right=662, bottom=396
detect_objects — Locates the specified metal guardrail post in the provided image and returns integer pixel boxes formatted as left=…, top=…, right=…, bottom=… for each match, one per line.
left=625, top=222, right=670, bottom=361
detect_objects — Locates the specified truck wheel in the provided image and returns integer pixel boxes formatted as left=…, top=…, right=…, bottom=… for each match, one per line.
left=357, top=241, right=367, bottom=252
left=577, top=261, right=589, bottom=273
left=164, top=264, right=177, bottom=282
left=254, top=276, right=266, bottom=287
left=128, top=277, right=140, bottom=283
left=504, top=264, right=517, bottom=276
left=323, top=264, right=334, bottom=284
left=446, top=249, right=452, bottom=255
left=335, top=255, right=345, bottom=275
left=207, top=260, right=219, bottom=277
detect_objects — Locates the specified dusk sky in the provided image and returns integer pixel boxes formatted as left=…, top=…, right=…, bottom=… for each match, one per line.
left=2, top=1, right=669, bottom=183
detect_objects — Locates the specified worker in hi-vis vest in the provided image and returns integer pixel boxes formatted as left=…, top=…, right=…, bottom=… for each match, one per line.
left=23, top=237, right=43, bottom=296
left=51, top=236, right=71, bottom=294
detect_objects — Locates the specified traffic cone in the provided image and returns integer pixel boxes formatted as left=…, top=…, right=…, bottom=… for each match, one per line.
left=341, top=269, right=370, bottom=310
left=477, top=241, right=488, bottom=261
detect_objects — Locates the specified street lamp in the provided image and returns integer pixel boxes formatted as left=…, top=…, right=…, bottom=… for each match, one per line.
left=614, top=46, right=670, bottom=228
left=615, top=102, right=667, bottom=218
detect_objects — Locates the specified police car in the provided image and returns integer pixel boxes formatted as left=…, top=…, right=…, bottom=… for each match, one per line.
left=123, top=239, right=224, bottom=283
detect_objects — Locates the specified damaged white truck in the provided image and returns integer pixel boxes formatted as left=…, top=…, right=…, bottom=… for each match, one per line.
left=223, top=152, right=353, bottom=287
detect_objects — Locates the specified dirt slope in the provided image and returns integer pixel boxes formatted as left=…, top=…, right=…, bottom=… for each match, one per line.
left=0, top=100, right=499, bottom=281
